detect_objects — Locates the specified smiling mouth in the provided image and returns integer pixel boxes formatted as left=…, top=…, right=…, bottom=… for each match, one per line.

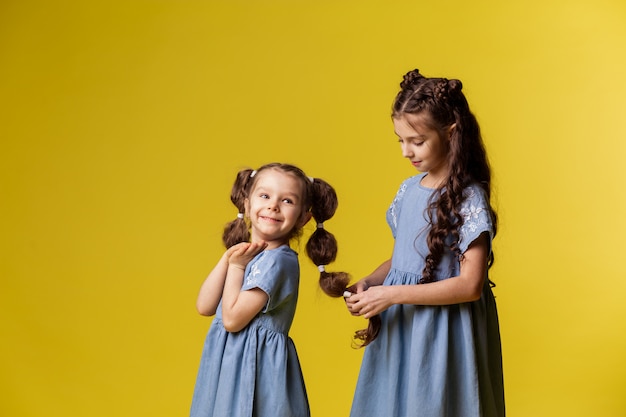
left=259, top=216, right=282, bottom=223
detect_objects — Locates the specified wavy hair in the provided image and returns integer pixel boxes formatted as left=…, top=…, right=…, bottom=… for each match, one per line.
left=355, top=69, right=498, bottom=347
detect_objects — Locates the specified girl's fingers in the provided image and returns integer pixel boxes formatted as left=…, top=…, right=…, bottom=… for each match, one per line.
left=346, top=298, right=364, bottom=316
left=247, top=241, right=268, bottom=254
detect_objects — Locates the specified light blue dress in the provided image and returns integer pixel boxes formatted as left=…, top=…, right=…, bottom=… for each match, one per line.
left=350, top=173, right=505, bottom=417
left=190, top=245, right=310, bottom=417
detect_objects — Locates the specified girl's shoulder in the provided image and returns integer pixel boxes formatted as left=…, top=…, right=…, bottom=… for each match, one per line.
left=462, top=182, right=490, bottom=204
left=387, top=173, right=427, bottom=233
left=275, top=244, right=298, bottom=259
left=392, top=173, right=426, bottom=197
left=398, top=173, right=426, bottom=188
left=255, top=245, right=298, bottom=266
left=244, top=246, right=299, bottom=292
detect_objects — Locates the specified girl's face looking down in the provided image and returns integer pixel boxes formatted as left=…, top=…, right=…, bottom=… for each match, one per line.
left=245, top=169, right=309, bottom=249
left=393, top=112, right=451, bottom=187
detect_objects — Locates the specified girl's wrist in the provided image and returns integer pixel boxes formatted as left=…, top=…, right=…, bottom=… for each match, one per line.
left=229, top=263, right=246, bottom=271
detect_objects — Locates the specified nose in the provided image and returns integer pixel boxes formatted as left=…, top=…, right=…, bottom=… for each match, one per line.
left=267, top=198, right=280, bottom=211
left=401, top=143, right=412, bottom=158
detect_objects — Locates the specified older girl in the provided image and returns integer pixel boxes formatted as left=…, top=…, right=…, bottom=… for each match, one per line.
left=345, top=70, right=505, bottom=417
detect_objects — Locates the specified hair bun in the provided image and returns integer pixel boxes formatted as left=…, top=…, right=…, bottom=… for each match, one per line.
left=433, top=79, right=449, bottom=101
left=433, top=78, right=463, bottom=102
left=400, top=69, right=424, bottom=89
left=448, top=78, right=463, bottom=93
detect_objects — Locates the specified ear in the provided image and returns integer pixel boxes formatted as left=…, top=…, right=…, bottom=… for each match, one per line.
left=447, top=123, right=457, bottom=139
left=298, top=211, right=312, bottom=228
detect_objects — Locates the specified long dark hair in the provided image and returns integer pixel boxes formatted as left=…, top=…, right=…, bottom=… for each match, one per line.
left=394, top=69, right=497, bottom=281
left=356, top=69, right=498, bottom=347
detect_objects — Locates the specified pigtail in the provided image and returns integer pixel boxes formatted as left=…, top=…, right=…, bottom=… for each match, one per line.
left=222, top=169, right=255, bottom=248
left=353, top=316, right=381, bottom=347
left=305, top=178, right=350, bottom=296
left=304, top=178, right=378, bottom=347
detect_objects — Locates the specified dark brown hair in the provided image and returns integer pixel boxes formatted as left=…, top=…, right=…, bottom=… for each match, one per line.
left=222, top=162, right=350, bottom=302
left=356, top=69, right=498, bottom=346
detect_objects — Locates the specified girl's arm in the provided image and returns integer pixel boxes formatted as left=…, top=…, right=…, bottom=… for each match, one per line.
left=347, top=232, right=490, bottom=319
left=196, top=245, right=243, bottom=316
left=348, top=258, right=392, bottom=293
left=221, top=241, right=269, bottom=333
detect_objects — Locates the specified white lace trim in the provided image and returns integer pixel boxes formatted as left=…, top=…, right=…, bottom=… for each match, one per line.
left=388, top=182, right=408, bottom=230
left=459, top=187, right=490, bottom=237
left=245, top=252, right=265, bottom=286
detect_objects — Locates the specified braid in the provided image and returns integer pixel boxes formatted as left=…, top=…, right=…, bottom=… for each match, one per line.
left=433, top=78, right=450, bottom=101
left=400, top=69, right=426, bottom=90
left=391, top=69, right=498, bottom=302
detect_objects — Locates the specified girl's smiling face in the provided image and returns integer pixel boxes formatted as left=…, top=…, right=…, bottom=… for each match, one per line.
left=245, top=168, right=310, bottom=249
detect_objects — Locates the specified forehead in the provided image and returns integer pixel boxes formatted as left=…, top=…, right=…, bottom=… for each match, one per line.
left=393, top=112, right=437, bottom=136
left=253, top=169, right=304, bottom=194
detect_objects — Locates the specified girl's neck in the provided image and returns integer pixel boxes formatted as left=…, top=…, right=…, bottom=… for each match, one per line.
left=252, top=238, right=288, bottom=251
left=420, top=172, right=447, bottom=189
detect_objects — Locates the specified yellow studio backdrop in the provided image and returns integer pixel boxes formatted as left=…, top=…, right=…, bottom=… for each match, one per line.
left=1, top=1, right=625, bottom=416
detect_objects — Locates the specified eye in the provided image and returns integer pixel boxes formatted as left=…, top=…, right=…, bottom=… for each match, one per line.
left=282, top=198, right=294, bottom=204
left=259, top=193, right=270, bottom=199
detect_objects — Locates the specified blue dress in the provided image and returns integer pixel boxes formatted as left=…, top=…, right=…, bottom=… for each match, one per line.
left=350, top=173, right=505, bottom=417
left=190, top=245, right=310, bottom=417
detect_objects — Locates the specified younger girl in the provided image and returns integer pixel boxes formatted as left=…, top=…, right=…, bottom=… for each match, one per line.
left=344, top=70, right=505, bottom=417
left=190, top=162, right=348, bottom=417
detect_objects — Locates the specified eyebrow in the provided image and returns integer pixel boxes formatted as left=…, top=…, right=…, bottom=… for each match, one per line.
left=255, top=187, right=300, bottom=199
left=395, top=132, right=427, bottom=139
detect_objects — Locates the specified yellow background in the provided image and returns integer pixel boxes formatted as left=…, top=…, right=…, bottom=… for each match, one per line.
left=1, top=1, right=625, bottom=416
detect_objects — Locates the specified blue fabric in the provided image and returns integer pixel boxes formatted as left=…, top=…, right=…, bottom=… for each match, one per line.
left=190, top=245, right=310, bottom=417
left=350, top=173, right=505, bottom=417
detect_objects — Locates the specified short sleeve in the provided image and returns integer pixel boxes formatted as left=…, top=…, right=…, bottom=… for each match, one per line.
left=458, top=185, right=494, bottom=253
left=240, top=247, right=299, bottom=312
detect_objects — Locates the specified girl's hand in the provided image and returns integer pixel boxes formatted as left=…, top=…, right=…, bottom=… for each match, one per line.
left=347, top=279, right=370, bottom=295
left=228, top=241, right=268, bottom=270
left=344, top=278, right=371, bottom=315
left=224, top=242, right=251, bottom=261
left=345, top=286, right=393, bottom=319
left=196, top=242, right=255, bottom=317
